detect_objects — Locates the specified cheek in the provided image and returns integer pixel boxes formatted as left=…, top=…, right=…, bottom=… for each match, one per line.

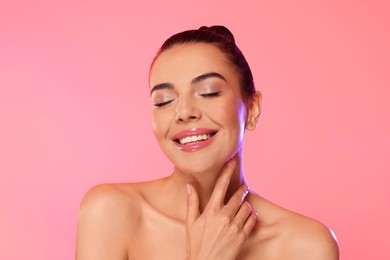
left=218, top=98, right=247, bottom=127
left=152, top=111, right=169, bottom=138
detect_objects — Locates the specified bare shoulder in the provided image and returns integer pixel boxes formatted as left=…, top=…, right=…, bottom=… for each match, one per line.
left=280, top=211, right=339, bottom=260
left=78, top=183, right=139, bottom=224
left=76, top=182, right=153, bottom=260
left=248, top=195, right=339, bottom=260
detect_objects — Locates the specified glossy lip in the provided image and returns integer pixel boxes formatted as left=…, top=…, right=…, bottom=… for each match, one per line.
left=172, top=128, right=218, bottom=152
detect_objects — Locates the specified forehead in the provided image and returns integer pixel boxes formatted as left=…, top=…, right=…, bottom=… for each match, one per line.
left=150, top=43, right=236, bottom=86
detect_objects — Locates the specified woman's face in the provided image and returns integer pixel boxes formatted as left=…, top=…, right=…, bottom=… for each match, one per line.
left=149, top=43, right=249, bottom=174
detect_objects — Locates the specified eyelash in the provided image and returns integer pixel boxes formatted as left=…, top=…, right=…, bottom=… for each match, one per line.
left=200, top=92, right=221, bottom=98
left=153, top=92, right=221, bottom=108
left=154, top=100, right=173, bottom=107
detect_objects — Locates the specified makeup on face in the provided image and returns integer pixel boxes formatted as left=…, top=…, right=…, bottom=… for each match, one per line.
left=150, top=43, right=248, bottom=173
left=151, top=72, right=227, bottom=108
left=172, top=128, right=218, bottom=152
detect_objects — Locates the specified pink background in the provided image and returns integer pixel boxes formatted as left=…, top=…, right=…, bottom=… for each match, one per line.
left=1, top=1, right=389, bottom=259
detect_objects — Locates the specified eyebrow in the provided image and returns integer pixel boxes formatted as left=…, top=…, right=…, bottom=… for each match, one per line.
left=191, top=72, right=227, bottom=85
left=150, top=72, right=226, bottom=95
left=150, top=83, right=174, bottom=95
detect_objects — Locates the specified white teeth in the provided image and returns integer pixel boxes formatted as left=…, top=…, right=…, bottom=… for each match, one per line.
left=178, top=134, right=212, bottom=145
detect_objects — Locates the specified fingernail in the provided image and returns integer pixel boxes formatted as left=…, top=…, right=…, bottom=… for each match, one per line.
left=243, top=185, right=250, bottom=195
left=186, top=184, right=192, bottom=195
left=227, top=159, right=235, bottom=168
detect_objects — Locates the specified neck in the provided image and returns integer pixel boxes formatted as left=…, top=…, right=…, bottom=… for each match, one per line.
left=170, top=154, right=247, bottom=213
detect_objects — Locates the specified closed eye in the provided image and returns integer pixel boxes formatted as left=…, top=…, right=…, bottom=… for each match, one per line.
left=154, top=100, right=174, bottom=107
left=199, top=92, right=221, bottom=98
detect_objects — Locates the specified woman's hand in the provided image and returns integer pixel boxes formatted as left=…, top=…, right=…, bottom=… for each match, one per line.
left=185, top=159, right=258, bottom=260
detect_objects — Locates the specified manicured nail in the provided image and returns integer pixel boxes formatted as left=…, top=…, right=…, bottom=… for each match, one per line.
left=243, top=185, right=250, bottom=196
left=186, top=184, right=192, bottom=195
left=227, top=159, right=235, bottom=168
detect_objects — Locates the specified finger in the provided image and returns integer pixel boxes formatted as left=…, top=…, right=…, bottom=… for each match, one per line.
left=233, top=201, right=252, bottom=228
left=242, top=208, right=258, bottom=237
left=224, top=185, right=249, bottom=215
left=207, top=159, right=236, bottom=208
left=186, top=184, right=200, bottom=227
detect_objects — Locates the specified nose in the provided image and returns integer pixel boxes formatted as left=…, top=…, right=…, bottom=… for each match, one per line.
left=175, top=97, right=201, bottom=123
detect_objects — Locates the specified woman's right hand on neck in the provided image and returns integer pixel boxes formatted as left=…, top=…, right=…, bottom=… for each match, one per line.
left=185, top=159, right=258, bottom=260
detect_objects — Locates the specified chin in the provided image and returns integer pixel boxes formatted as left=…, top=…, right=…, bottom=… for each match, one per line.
left=161, top=138, right=243, bottom=175
left=175, top=161, right=222, bottom=176
left=172, top=150, right=239, bottom=176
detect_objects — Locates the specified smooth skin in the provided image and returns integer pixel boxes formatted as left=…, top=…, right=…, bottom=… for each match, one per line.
left=76, top=43, right=339, bottom=259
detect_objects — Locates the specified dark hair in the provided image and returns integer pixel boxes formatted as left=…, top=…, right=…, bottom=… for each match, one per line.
left=152, top=25, right=255, bottom=100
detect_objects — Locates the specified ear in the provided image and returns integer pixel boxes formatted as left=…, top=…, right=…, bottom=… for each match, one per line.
left=245, top=91, right=262, bottom=131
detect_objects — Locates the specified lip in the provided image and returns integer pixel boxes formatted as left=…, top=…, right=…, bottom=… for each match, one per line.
left=172, top=128, right=218, bottom=152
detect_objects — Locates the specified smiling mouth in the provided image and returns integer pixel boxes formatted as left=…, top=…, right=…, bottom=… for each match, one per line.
left=175, top=132, right=217, bottom=145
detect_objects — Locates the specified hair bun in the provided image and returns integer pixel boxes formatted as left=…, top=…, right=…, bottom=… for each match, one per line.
left=198, top=25, right=236, bottom=43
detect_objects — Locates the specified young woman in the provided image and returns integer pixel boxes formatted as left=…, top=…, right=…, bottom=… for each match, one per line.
left=76, top=25, right=339, bottom=260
